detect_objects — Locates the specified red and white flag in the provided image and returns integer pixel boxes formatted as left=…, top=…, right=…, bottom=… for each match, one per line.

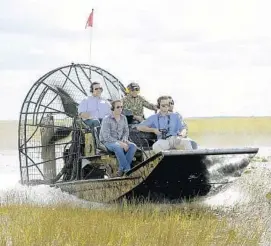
left=85, top=9, right=94, bottom=29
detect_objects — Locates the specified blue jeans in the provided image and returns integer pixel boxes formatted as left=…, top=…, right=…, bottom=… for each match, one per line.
left=84, top=119, right=101, bottom=128
left=104, top=142, right=137, bottom=172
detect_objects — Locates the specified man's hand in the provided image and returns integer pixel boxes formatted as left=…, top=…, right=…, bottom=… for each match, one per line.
left=153, top=128, right=161, bottom=135
left=178, top=129, right=187, bottom=138
left=133, top=115, right=144, bottom=122
left=79, top=112, right=92, bottom=120
left=118, top=141, right=129, bottom=151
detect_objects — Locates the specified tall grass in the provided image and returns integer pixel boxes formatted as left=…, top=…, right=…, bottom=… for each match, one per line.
left=0, top=203, right=262, bottom=246
left=184, top=117, right=271, bottom=146
left=186, top=116, right=271, bottom=134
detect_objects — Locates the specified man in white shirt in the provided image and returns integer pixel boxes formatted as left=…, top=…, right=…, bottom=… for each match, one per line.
left=78, top=82, right=111, bottom=127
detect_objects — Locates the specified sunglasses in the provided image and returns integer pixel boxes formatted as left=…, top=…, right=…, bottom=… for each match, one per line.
left=131, top=88, right=140, bottom=91
left=116, top=106, right=123, bottom=109
left=94, top=87, right=103, bottom=91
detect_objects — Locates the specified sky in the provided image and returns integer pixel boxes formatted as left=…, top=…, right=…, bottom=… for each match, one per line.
left=1, top=0, right=271, bottom=120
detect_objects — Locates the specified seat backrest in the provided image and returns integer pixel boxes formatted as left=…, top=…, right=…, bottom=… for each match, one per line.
left=126, top=115, right=134, bottom=125
left=93, top=126, right=101, bottom=147
left=92, top=126, right=109, bottom=153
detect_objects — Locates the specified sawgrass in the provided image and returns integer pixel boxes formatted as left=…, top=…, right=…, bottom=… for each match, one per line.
left=2, top=117, right=271, bottom=149
left=186, top=116, right=271, bottom=134
left=0, top=203, right=262, bottom=246
left=184, top=117, right=271, bottom=146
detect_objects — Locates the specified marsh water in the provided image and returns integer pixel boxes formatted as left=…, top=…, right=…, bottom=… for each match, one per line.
left=1, top=121, right=271, bottom=244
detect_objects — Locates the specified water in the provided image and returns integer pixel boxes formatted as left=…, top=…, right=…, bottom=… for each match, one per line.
left=201, top=147, right=271, bottom=244
left=0, top=150, right=100, bottom=208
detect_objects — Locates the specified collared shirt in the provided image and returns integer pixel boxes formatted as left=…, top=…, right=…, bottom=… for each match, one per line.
left=139, top=112, right=185, bottom=139
left=99, top=114, right=129, bottom=143
left=174, top=112, right=188, bottom=130
left=122, top=94, right=156, bottom=117
left=78, top=96, right=111, bottom=119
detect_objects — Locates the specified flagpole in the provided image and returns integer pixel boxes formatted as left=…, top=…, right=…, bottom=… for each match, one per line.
left=85, top=9, right=94, bottom=81
left=89, top=25, right=93, bottom=80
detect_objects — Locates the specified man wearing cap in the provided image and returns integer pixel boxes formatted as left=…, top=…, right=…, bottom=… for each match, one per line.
left=78, top=82, right=111, bottom=128
left=122, top=82, right=157, bottom=123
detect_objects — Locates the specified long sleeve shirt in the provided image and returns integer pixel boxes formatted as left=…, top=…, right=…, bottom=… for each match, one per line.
left=175, top=112, right=188, bottom=130
left=78, top=96, right=111, bottom=119
left=122, top=95, right=156, bottom=117
left=99, top=114, right=129, bottom=143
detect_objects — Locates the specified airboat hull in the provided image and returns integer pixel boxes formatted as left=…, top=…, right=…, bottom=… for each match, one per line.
left=52, top=147, right=258, bottom=203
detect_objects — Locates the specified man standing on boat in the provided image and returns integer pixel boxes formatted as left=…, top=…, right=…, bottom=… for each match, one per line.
left=78, top=82, right=111, bottom=128
left=137, top=96, right=193, bottom=153
left=99, top=100, right=137, bottom=177
left=122, top=82, right=157, bottom=123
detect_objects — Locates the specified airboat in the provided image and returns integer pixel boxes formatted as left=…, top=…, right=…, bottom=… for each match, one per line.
left=18, top=63, right=259, bottom=203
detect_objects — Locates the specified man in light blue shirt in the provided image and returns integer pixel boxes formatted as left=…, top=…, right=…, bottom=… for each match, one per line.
left=167, top=95, right=198, bottom=149
left=137, top=96, right=193, bottom=153
left=78, top=82, right=111, bottom=127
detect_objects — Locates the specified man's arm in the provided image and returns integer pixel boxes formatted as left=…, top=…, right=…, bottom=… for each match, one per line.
left=137, top=125, right=157, bottom=133
left=140, top=96, right=157, bottom=111
left=121, top=116, right=129, bottom=142
left=176, top=112, right=188, bottom=130
left=78, top=99, right=91, bottom=120
left=100, top=118, right=118, bottom=143
left=175, top=113, right=188, bottom=137
left=137, top=115, right=160, bottom=135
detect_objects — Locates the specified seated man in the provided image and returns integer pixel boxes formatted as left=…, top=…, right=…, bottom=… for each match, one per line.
left=137, top=96, right=193, bottom=153
left=99, top=99, right=137, bottom=176
left=122, top=82, right=157, bottom=123
left=167, top=96, right=198, bottom=149
left=78, top=82, right=111, bottom=128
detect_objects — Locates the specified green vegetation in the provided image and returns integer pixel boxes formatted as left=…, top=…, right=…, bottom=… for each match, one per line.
left=0, top=204, right=262, bottom=246
left=184, top=117, right=271, bottom=146
left=186, top=116, right=271, bottom=135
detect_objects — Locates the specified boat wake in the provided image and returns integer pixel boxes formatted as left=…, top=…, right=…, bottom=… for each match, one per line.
left=1, top=148, right=271, bottom=209
left=201, top=147, right=271, bottom=244
left=0, top=150, right=102, bottom=209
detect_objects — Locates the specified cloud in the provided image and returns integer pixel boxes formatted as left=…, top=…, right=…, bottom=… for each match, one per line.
left=1, top=0, right=271, bottom=119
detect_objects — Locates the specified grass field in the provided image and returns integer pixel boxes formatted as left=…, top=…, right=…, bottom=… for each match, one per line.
left=186, top=116, right=271, bottom=134
left=1, top=116, right=271, bottom=149
left=0, top=204, right=262, bottom=246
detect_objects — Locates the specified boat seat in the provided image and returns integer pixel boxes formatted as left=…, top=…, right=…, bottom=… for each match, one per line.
left=93, top=126, right=115, bottom=155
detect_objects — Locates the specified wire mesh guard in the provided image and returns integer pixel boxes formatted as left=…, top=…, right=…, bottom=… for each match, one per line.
left=18, top=63, right=126, bottom=185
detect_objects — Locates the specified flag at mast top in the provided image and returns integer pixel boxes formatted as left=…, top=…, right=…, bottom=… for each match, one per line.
left=85, top=9, right=94, bottom=28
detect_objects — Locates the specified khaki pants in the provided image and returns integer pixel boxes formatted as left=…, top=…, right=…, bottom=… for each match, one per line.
left=152, top=136, right=193, bottom=154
